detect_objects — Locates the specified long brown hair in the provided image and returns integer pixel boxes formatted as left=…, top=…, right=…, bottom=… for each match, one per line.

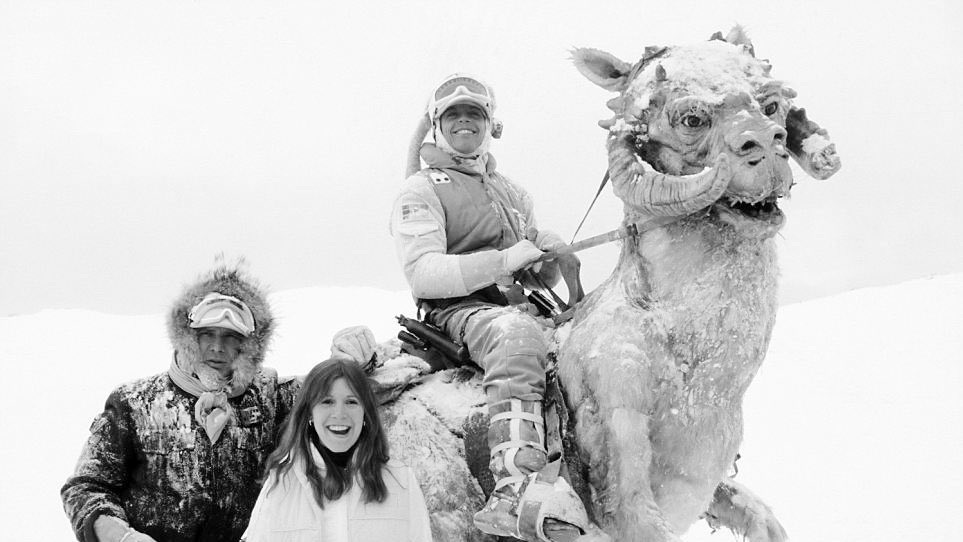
left=263, top=358, right=389, bottom=507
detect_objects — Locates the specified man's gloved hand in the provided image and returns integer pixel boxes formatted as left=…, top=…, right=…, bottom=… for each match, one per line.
left=503, top=239, right=544, bottom=273
left=330, top=325, right=377, bottom=367
left=529, top=228, right=567, bottom=253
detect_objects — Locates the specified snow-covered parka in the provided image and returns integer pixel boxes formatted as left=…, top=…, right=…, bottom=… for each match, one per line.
left=389, top=143, right=561, bottom=303
left=61, top=266, right=301, bottom=542
left=242, top=450, right=433, bottom=542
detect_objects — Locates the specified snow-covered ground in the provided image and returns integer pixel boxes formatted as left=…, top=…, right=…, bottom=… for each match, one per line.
left=2, top=274, right=960, bottom=541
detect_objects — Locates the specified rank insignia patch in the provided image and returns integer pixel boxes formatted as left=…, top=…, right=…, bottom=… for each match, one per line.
left=428, top=171, right=451, bottom=184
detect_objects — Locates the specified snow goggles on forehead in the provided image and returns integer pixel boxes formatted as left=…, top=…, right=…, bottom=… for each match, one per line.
left=434, top=76, right=491, bottom=101
left=431, top=75, right=494, bottom=119
left=188, top=292, right=255, bottom=337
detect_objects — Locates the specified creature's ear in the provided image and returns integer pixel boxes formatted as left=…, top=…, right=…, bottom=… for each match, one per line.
left=571, top=47, right=633, bottom=93
left=785, top=106, right=842, bottom=180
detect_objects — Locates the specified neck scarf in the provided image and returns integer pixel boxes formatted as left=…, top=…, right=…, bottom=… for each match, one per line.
left=168, top=354, right=248, bottom=444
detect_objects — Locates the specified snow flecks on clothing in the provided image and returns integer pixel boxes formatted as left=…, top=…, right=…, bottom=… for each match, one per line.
left=61, top=370, right=291, bottom=542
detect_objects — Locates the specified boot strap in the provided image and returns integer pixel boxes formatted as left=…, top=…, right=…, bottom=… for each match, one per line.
left=488, top=398, right=543, bottom=420
left=492, top=474, right=526, bottom=492
left=490, top=439, right=547, bottom=456
left=489, top=399, right=546, bottom=451
left=489, top=399, right=547, bottom=479
left=489, top=411, right=543, bottom=424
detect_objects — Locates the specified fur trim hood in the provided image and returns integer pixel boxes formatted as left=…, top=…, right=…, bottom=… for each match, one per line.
left=167, top=263, right=274, bottom=389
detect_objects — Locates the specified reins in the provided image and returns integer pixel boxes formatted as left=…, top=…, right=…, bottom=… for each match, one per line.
left=569, top=170, right=610, bottom=243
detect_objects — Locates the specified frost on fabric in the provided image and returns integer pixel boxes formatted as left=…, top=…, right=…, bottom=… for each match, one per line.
left=61, top=372, right=282, bottom=542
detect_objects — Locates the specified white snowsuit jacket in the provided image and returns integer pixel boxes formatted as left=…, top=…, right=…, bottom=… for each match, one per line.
left=389, top=143, right=560, bottom=304
left=242, top=452, right=432, bottom=542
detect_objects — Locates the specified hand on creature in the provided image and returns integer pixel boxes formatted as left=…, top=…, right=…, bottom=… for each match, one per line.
left=330, top=325, right=377, bottom=366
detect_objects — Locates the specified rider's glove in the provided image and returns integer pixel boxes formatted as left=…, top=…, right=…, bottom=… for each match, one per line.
left=503, top=240, right=543, bottom=273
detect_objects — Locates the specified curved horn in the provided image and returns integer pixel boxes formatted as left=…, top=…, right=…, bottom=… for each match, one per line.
left=608, top=135, right=732, bottom=216
left=405, top=113, right=431, bottom=178
left=785, top=106, right=841, bottom=180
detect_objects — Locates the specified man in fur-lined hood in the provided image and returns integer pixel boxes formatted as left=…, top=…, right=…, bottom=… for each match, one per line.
left=167, top=264, right=275, bottom=402
left=61, top=264, right=373, bottom=542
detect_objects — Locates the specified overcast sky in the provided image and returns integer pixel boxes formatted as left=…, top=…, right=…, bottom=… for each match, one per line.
left=3, top=0, right=962, bottom=316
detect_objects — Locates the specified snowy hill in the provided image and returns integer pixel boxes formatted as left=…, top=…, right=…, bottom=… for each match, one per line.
left=1, top=275, right=960, bottom=541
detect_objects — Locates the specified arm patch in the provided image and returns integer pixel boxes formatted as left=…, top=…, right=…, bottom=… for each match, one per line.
left=397, top=202, right=439, bottom=236
left=401, top=202, right=431, bottom=222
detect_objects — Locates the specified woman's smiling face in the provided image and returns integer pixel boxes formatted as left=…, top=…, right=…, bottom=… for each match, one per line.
left=311, top=377, right=364, bottom=453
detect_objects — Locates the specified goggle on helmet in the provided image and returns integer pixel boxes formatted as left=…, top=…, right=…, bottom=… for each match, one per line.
left=428, top=74, right=502, bottom=139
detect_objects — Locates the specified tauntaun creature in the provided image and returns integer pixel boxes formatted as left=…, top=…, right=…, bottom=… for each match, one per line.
left=374, top=26, right=841, bottom=542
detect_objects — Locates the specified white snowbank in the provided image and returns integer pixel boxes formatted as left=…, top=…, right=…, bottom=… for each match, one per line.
left=1, top=276, right=960, bottom=541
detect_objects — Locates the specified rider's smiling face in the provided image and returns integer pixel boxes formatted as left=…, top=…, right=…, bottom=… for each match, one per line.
left=440, top=103, right=487, bottom=154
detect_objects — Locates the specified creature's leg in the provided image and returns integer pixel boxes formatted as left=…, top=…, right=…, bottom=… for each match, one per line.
left=597, top=407, right=681, bottom=542
left=447, top=307, right=587, bottom=542
left=704, top=478, right=787, bottom=542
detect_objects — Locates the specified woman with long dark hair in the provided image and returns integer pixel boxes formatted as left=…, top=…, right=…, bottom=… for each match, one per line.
left=242, top=358, right=432, bottom=541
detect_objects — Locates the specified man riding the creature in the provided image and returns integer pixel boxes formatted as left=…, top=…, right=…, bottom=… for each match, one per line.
left=389, top=74, right=588, bottom=542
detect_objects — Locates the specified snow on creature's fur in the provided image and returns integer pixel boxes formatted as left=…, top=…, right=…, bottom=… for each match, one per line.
left=379, top=26, right=840, bottom=542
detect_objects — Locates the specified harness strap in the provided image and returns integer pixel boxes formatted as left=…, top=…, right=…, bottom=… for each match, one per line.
left=570, top=170, right=610, bottom=243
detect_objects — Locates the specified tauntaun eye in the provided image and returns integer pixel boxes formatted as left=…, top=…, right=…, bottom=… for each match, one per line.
left=681, top=114, right=706, bottom=128
left=763, top=102, right=779, bottom=116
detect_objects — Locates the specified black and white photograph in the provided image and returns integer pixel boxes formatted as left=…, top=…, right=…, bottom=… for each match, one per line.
left=2, top=1, right=961, bottom=541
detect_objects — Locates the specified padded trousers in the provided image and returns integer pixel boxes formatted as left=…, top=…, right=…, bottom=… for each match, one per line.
left=432, top=303, right=550, bottom=403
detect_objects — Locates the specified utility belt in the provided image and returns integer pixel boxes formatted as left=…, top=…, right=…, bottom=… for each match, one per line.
left=418, top=284, right=509, bottom=313
left=418, top=282, right=557, bottom=320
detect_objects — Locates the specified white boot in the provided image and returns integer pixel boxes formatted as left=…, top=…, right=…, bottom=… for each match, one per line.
left=473, top=399, right=588, bottom=542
